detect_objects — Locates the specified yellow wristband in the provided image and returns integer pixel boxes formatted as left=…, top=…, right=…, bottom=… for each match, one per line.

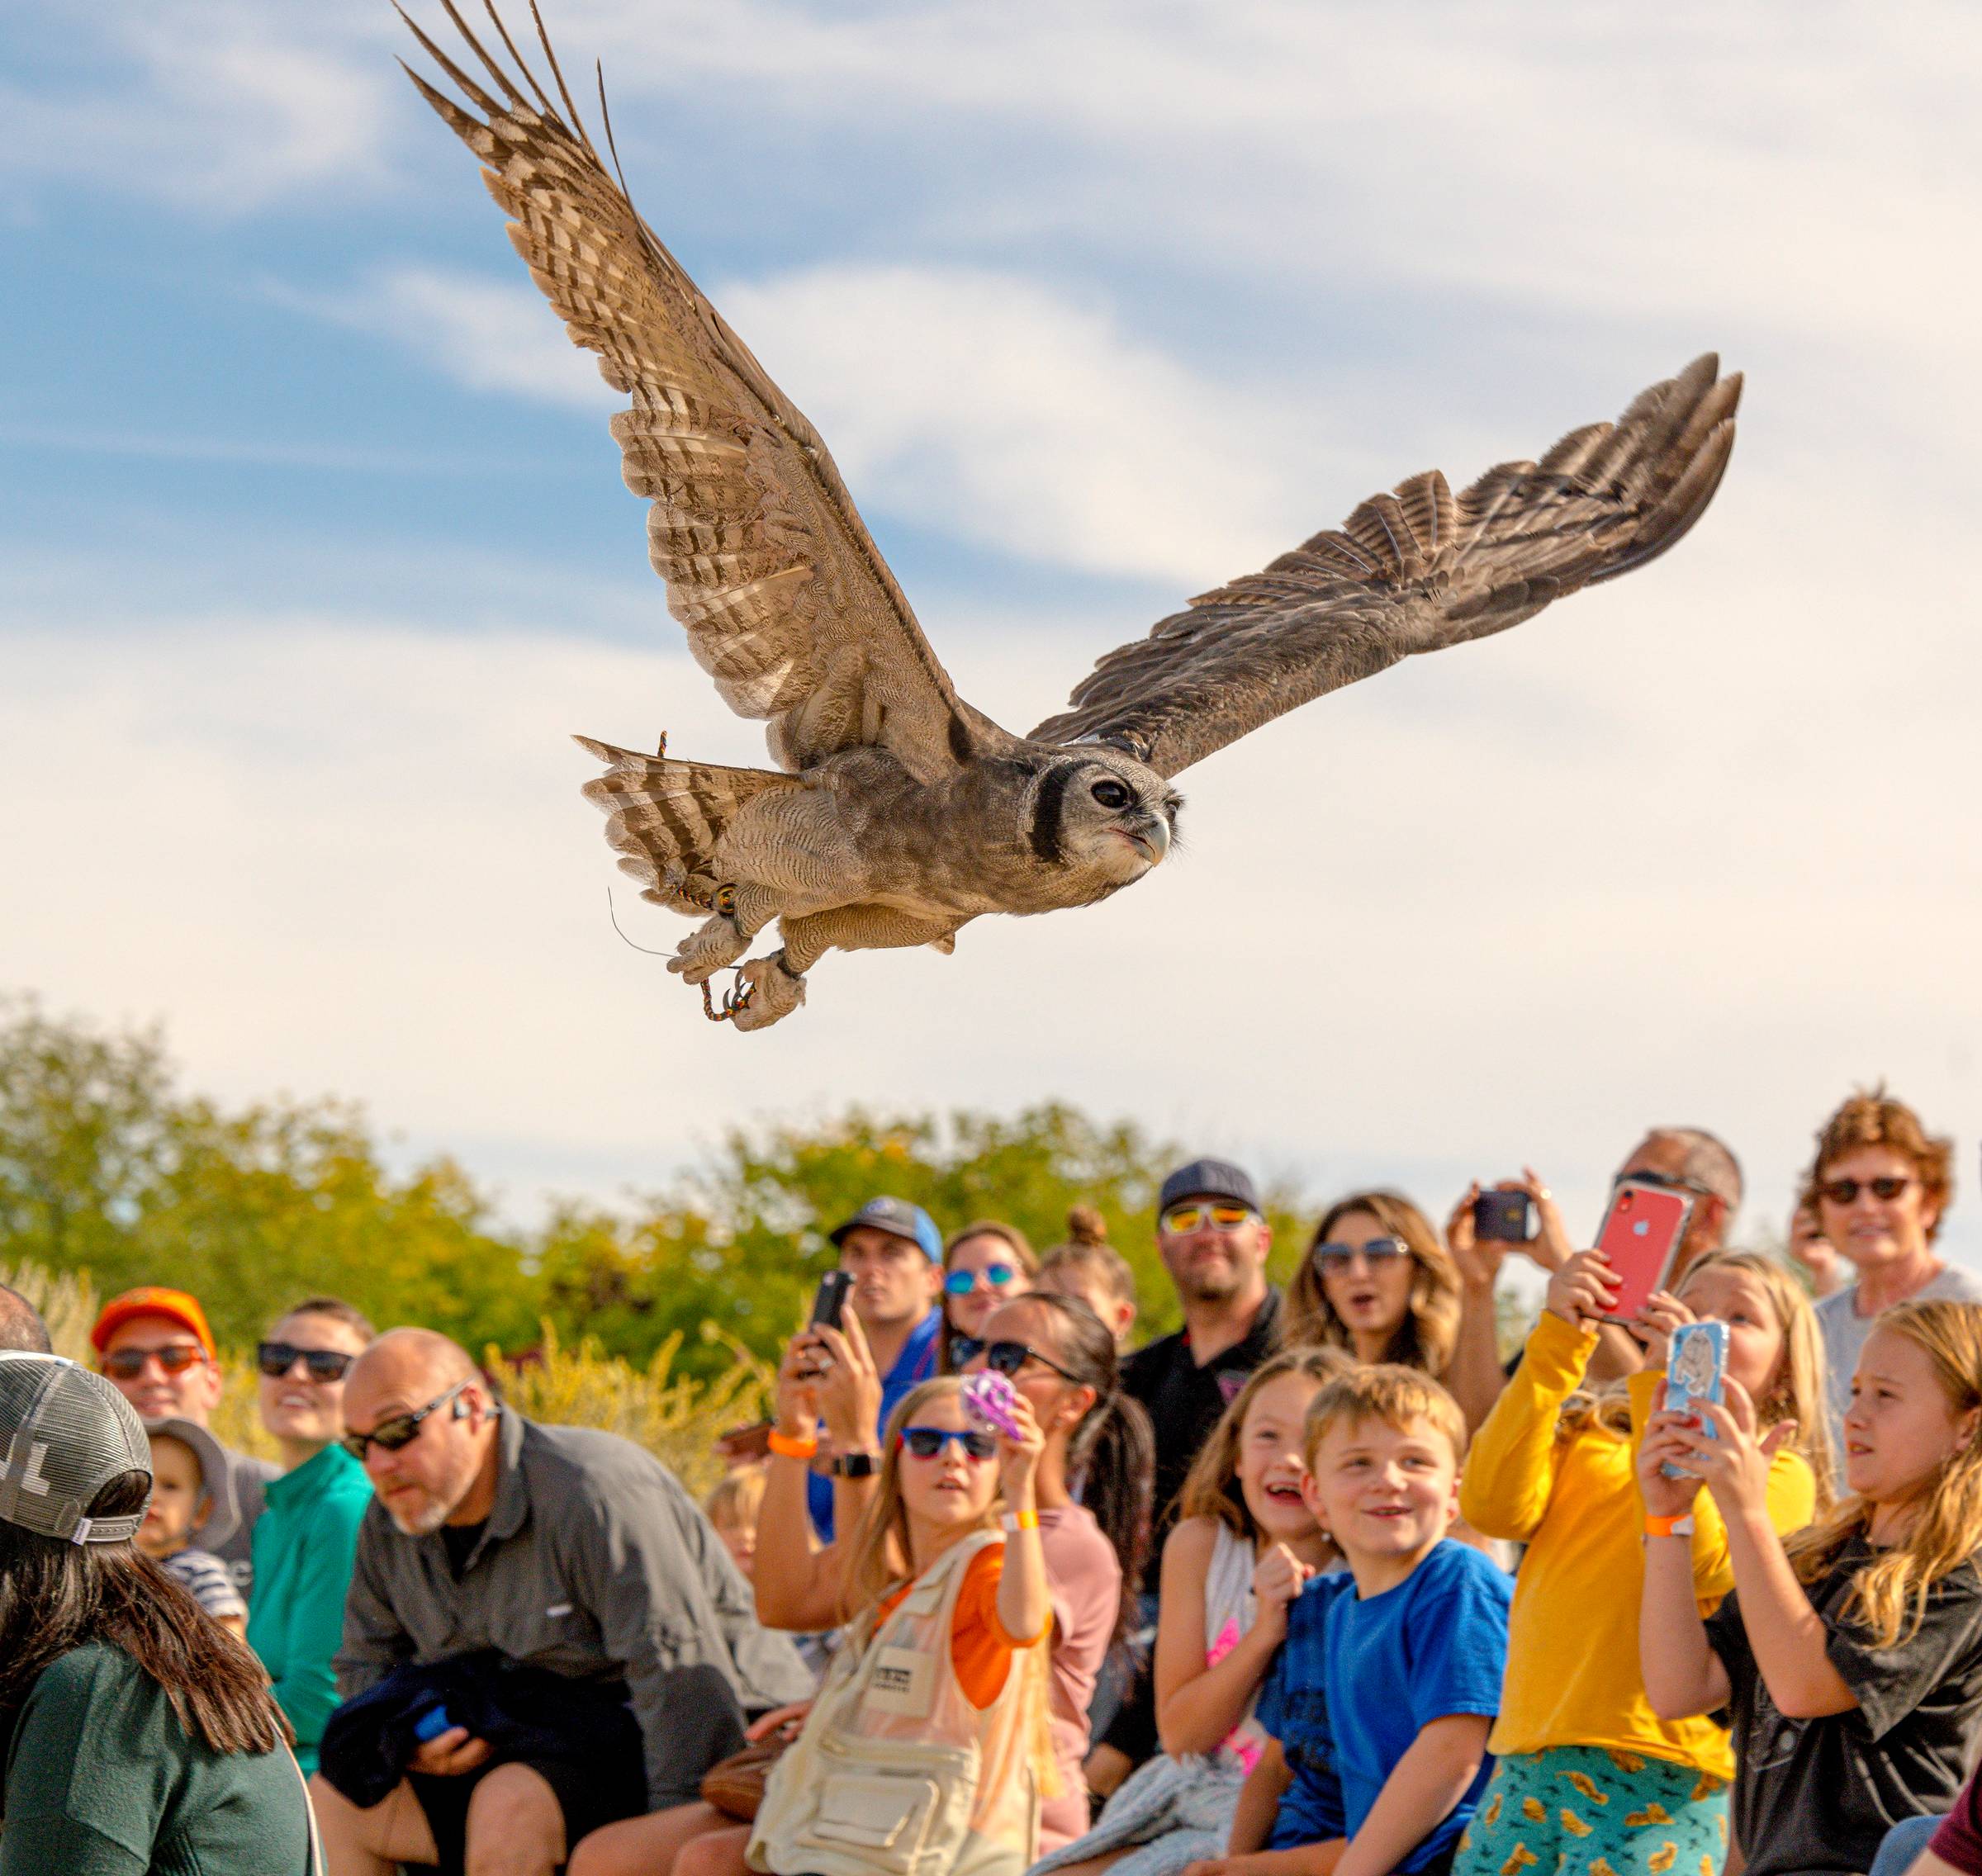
left=767, top=1429, right=818, bottom=1461
left=1646, top=1512, right=1695, bottom=1538
left=1001, top=1509, right=1039, bottom=1532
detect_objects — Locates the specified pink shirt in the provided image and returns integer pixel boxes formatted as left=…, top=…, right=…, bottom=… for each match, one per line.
left=1038, top=1504, right=1123, bottom=1849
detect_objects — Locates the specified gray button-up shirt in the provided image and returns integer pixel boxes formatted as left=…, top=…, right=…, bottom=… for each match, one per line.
left=335, top=1410, right=814, bottom=1808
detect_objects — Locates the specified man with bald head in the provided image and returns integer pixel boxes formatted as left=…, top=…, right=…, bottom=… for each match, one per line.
left=0, top=1282, right=52, bottom=1353
left=313, top=1329, right=813, bottom=1876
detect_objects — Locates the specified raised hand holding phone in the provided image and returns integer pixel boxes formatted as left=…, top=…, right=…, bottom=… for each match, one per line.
left=1636, top=1388, right=1705, bottom=1524
left=812, top=1311, right=883, bottom=1451
left=1544, top=1248, right=1621, bottom=1329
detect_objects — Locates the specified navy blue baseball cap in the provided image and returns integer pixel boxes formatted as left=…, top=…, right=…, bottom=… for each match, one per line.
left=1158, top=1158, right=1261, bottom=1217
left=829, top=1196, right=943, bottom=1262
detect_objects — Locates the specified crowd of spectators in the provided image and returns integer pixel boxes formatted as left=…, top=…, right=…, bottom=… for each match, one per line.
left=3, top=1084, right=1982, bottom=1876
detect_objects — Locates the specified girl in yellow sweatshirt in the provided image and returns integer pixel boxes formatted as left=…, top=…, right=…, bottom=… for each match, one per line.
left=1452, top=1249, right=1829, bottom=1876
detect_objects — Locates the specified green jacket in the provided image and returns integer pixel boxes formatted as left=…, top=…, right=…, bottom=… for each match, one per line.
left=0, top=1641, right=309, bottom=1874
left=246, top=1443, right=373, bottom=1775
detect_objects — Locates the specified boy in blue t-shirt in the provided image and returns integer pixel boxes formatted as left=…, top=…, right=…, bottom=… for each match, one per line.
left=1193, top=1364, right=1510, bottom=1876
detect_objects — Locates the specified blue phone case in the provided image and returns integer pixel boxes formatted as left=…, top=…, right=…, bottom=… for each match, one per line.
left=1662, top=1320, right=1728, bottom=1480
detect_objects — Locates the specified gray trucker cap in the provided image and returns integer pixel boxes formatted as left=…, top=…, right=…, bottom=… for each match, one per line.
left=0, top=1353, right=151, bottom=1544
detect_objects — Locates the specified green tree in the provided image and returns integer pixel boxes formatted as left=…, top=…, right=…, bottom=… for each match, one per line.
left=0, top=996, right=540, bottom=1350
left=3, top=994, right=1320, bottom=1376
left=536, top=1104, right=1314, bottom=1377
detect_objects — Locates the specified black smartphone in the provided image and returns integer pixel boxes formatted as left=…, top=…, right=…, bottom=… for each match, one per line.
left=1472, top=1190, right=1535, bottom=1243
left=808, top=1270, right=853, bottom=1333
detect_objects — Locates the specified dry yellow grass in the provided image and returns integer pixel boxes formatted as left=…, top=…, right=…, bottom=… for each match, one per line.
left=3, top=1262, right=770, bottom=1497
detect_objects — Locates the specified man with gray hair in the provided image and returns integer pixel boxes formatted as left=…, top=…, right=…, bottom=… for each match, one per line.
left=0, top=1282, right=52, bottom=1354
left=312, top=1329, right=813, bottom=1876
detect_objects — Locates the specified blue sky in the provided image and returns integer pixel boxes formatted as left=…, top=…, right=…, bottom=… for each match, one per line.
left=5, top=0, right=1978, bottom=1275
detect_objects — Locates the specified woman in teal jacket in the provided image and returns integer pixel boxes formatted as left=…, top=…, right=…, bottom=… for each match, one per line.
left=247, top=1296, right=377, bottom=1774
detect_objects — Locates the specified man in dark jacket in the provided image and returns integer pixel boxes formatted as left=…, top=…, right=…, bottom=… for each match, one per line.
left=311, top=1329, right=813, bottom=1876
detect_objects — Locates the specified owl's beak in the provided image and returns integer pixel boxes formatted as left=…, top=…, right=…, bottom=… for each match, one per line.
left=1121, top=815, right=1170, bottom=865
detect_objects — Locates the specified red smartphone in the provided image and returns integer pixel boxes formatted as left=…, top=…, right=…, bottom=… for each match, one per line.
left=1595, top=1182, right=1695, bottom=1324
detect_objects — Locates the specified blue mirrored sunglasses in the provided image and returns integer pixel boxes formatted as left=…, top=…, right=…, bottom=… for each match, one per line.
left=943, top=1265, right=1022, bottom=1296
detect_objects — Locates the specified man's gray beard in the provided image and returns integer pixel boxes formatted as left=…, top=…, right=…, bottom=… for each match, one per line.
left=387, top=1497, right=453, bottom=1537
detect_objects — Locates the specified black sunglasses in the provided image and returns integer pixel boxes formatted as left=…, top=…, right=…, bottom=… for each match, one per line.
left=950, top=1334, right=985, bottom=1367
left=899, top=1425, right=997, bottom=1461
left=101, top=1343, right=207, bottom=1381
left=1615, top=1169, right=1718, bottom=1203
left=1820, top=1176, right=1914, bottom=1206
left=1311, top=1235, right=1409, bottom=1267
left=983, top=1339, right=1079, bottom=1383
left=258, top=1342, right=357, bottom=1384
left=342, top=1377, right=471, bottom=1463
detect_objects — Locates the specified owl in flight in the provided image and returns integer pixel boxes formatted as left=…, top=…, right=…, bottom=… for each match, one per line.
left=402, top=4, right=1740, bottom=1031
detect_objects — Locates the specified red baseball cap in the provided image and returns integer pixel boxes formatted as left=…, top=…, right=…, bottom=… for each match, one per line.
left=90, top=1286, right=218, bottom=1361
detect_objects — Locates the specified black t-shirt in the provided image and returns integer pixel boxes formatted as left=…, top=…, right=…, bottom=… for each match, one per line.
left=1705, top=1537, right=1982, bottom=1876
left=1122, top=1287, right=1283, bottom=1538
left=441, top=1520, right=486, bottom=1579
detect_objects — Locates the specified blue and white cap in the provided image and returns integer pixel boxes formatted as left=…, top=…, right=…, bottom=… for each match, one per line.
left=829, top=1196, right=944, bottom=1262
left=0, top=1353, right=151, bottom=1545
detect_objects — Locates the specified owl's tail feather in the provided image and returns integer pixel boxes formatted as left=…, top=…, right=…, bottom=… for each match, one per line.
left=576, top=736, right=800, bottom=917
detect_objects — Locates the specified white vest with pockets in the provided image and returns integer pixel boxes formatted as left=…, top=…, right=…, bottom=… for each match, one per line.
left=749, top=1528, right=1048, bottom=1876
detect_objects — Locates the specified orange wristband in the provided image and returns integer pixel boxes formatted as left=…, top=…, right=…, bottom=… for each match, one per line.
left=1645, top=1512, right=1695, bottom=1538
left=767, top=1430, right=818, bottom=1461
left=1001, top=1509, right=1039, bottom=1532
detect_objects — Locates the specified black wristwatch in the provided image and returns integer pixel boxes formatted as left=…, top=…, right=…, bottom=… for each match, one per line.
left=831, top=1450, right=879, bottom=1479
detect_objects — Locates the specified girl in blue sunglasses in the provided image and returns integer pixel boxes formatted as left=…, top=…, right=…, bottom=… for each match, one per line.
left=941, top=1221, right=1038, bottom=1372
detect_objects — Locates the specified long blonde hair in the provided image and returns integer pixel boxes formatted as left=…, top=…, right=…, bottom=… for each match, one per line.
left=1788, top=1299, right=1982, bottom=1646
left=1174, top=1346, right=1350, bottom=1537
left=842, top=1376, right=999, bottom=1619
left=1285, top=1190, right=1462, bottom=1376
left=1554, top=1251, right=1833, bottom=1502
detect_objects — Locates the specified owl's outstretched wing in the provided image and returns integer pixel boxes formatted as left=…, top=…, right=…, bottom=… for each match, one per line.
left=401, top=3, right=1006, bottom=781
left=1031, top=357, right=1739, bottom=778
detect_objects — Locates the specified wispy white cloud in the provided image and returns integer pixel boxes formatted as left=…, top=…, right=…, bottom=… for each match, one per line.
left=1, top=3, right=393, bottom=212
left=278, top=258, right=1337, bottom=585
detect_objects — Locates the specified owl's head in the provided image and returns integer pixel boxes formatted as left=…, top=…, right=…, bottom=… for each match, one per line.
left=1031, top=751, right=1182, bottom=884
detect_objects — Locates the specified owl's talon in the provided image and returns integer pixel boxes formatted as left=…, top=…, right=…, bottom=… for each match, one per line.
left=700, top=965, right=756, bottom=1022
left=728, top=950, right=807, bottom=1032
left=672, top=910, right=750, bottom=984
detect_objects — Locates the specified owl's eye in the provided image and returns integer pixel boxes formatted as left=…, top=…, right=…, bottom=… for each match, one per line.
left=1090, top=779, right=1132, bottom=811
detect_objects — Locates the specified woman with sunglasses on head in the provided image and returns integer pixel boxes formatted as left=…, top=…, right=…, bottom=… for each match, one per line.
left=246, top=1296, right=377, bottom=1776
left=0, top=1352, right=313, bottom=1874
left=943, top=1220, right=1039, bottom=1370
left=1284, top=1191, right=1462, bottom=1377
left=1808, top=1087, right=1979, bottom=1466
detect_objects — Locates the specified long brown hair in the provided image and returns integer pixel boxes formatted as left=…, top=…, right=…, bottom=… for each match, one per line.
left=1003, top=1292, right=1155, bottom=1642
left=1175, top=1346, right=1350, bottom=1537
left=1286, top=1190, right=1461, bottom=1376
left=0, top=1470, right=291, bottom=1755
left=1788, top=1300, right=1982, bottom=1646
left=842, top=1377, right=1000, bottom=1619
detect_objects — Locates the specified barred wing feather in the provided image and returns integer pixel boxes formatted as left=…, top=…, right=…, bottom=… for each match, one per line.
left=400, top=2, right=998, bottom=781
left=1031, top=356, right=1739, bottom=778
